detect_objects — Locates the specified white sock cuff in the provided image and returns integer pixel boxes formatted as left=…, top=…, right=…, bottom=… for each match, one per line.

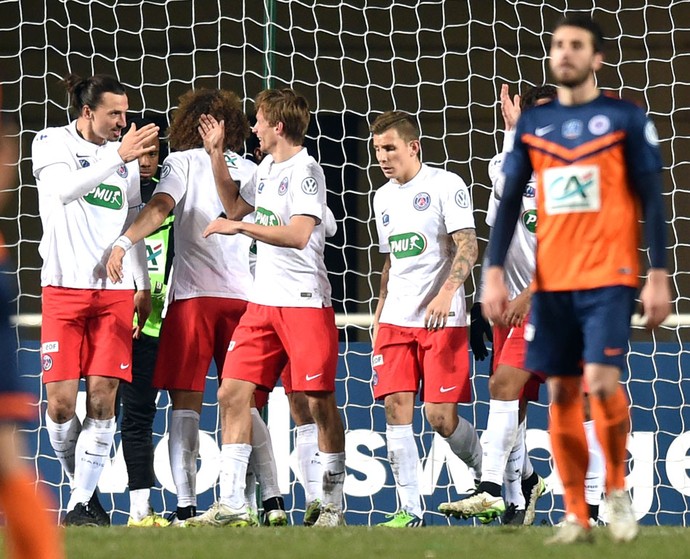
left=222, top=443, right=253, bottom=462
left=489, top=399, right=520, bottom=413
left=83, top=416, right=116, bottom=431
left=386, top=423, right=414, bottom=440
left=296, top=422, right=318, bottom=441
left=172, top=409, right=200, bottom=421
left=319, top=451, right=345, bottom=472
left=45, top=413, right=80, bottom=434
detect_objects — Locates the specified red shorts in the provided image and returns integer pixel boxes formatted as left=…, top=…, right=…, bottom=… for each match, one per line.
left=492, top=322, right=544, bottom=402
left=41, top=286, right=134, bottom=383
left=153, top=297, right=247, bottom=392
left=222, top=303, right=338, bottom=393
left=372, top=324, right=471, bottom=403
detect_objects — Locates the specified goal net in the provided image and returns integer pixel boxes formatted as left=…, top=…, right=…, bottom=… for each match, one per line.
left=5, top=0, right=690, bottom=526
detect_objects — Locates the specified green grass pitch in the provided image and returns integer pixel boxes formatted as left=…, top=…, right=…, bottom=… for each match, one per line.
left=4, top=526, right=687, bottom=559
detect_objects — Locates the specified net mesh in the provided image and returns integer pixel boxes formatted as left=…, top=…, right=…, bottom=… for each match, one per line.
left=2, top=0, right=690, bottom=525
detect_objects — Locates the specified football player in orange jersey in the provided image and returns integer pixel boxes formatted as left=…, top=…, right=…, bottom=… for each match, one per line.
left=482, top=15, right=671, bottom=544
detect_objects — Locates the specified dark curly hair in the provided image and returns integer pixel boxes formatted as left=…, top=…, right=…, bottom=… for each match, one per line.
left=167, top=88, right=250, bottom=152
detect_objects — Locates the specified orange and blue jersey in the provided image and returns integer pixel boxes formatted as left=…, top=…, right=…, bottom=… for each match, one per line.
left=491, top=93, right=664, bottom=292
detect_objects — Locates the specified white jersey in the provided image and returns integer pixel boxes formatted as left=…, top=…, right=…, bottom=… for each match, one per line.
left=239, top=148, right=332, bottom=308
left=373, top=163, right=475, bottom=328
left=155, top=148, right=256, bottom=301
left=486, top=130, right=537, bottom=299
left=32, top=121, right=141, bottom=290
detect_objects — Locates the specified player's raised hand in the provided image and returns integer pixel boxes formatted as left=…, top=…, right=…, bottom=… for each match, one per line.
left=118, top=122, right=159, bottom=163
left=106, top=246, right=126, bottom=283
left=481, top=266, right=510, bottom=326
left=500, top=84, right=522, bottom=131
left=199, top=114, right=225, bottom=154
left=203, top=217, right=242, bottom=238
left=640, top=269, right=672, bottom=329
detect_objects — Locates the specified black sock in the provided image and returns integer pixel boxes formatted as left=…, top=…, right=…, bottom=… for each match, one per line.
left=477, top=481, right=502, bottom=498
left=176, top=505, right=196, bottom=520
left=263, top=496, right=285, bottom=512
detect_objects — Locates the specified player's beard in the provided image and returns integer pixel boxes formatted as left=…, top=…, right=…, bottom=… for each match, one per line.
left=554, top=66, right=593, bottom=89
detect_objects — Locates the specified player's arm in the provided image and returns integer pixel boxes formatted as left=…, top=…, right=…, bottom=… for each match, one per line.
left=33, top=123, right=159, bottom=205
left=107, top=192, right=175, bottom=283
left=199, top=114, right=254, bottom=220
left=424, top=227, right=478, bottom=330
left=631, top=169, right=671, bottom=328
left=203, top=213, right=316, bottom=249
left=372, top=254, right=391, bottom=346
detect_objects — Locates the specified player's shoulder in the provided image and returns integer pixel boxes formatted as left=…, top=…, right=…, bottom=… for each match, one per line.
left=422, top=164, right=468, bottom=190
left=32, top=124, right=70, bottom=146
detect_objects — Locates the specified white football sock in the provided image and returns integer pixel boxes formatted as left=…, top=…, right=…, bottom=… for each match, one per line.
left=244, top=468, right=258, bottom=511
left=68, top=416, right=115, bottom=510
left=386, top=424, right=422, bottom=517
left=505, top=418, right=527, bottom=508
left=584, top=419, right=605, bottom=506
left=296, top=423, right=322, bottom=503
left=129, top=488, right=151, bottom=520
left=444, top=415, right=483, bottom=482
left=219, top=443, right=252, bottom=509
left=320, top=450, right=346, bottom=511
left=45, top=413, right=82, bottom=486
left=250, top=408, right=281, bottom=501
left=481, top=399, right=519, bottom=487
left=169, top=409, right=200, bottom=508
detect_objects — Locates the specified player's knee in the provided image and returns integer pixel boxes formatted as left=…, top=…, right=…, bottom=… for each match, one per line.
left=425, top=409, right=455, bottom=437
left=288, top=392, right=314, bottom=425
left=46, top=398, right=76, bottom=423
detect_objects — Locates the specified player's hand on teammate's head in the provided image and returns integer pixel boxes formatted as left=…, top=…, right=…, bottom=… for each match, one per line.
left=118, top=122, right=159, bottom=163
left=500, top=84, right=521, bottom=131
left=198, top=114, right=225, bottom=154
left=469, top=302, right=492, bottom=361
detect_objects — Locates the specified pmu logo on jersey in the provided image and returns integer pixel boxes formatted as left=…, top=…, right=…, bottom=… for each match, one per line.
left=521, top=209, right=537, bottom=234
left=279, top=177, right=289, bottom=196
left=413, top=192, right=431, bottom=211
left=562, top=119, right=583, bottom=140
left=255, top=206, right=282, bottom=227
left=389, top=232, right=427, bottom=258
left=543, top=165, right=601, bottom=215
left=301, top=177, right=318, bottom=195
left=116, top=165, right=128, bottom=178
left=84, top=184, right=124, bottom=210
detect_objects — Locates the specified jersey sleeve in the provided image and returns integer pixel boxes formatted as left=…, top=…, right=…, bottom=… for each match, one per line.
left=373, top=188, right=390, bottom=254
left=31, top=128, right=74, bottom=177
left=624, top=107, right=664, bottom=176
left=442, top=172, right=475, bottom=233
left=288, top=159, right=325, bottom=221
left=126, top=161, right=142, bottom=208
left=153, top=153, right=188, bottom=206
left=501, top=117, right=534, bottom=181
left=239, top=166, right=258, bottom=208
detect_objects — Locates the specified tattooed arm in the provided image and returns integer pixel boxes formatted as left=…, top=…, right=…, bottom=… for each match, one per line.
left=372, top=254, right=391, bottom=345
left=424, top=227, right=478, bottom=330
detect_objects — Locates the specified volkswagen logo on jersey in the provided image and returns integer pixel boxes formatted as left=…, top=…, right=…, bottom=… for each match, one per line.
left=301, top=177, right=318, bottom=195
left=588, top=115, right=611, bottom=136
left=258, top=181, right=265, bottom=193
left=562, top=119, right=583, bottom=140
left=455, top=188, right=469, bottom=208
left=79, top=159, right=90, bottom=168
left=413, top=192, right=431, bottom=211
left=117, top=164, right=128, bottom=178
left=382, top=213, right=390, bottom=226
left=160, top=164, right=171, bottom=179
left=279, top=177, right=290, bottom=195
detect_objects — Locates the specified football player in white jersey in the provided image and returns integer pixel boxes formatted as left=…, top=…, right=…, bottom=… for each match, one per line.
left=31, top=73, right=158, bottom=526
left=188, top=88, right=346, bottom=528
left=370, top=111, right=483, bottom=528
